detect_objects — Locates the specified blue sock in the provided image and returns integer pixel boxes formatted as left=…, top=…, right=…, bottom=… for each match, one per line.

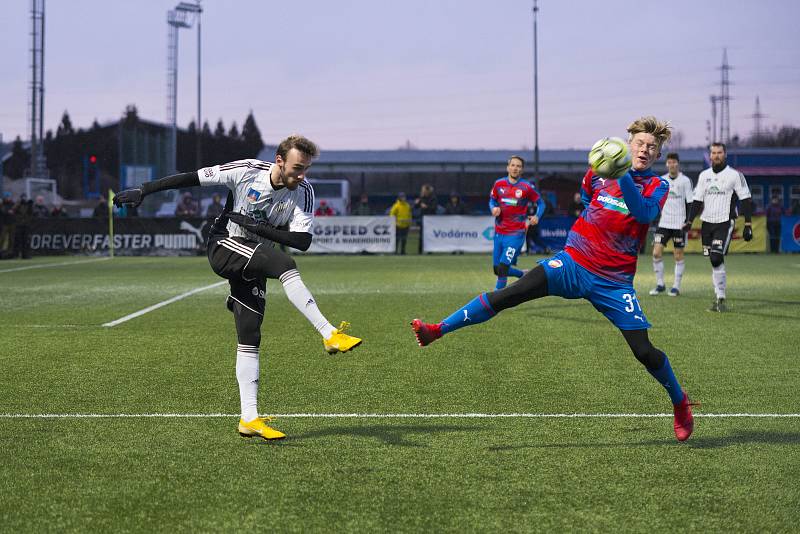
left=508, top=267, right=524, bottom=278
left=495, top=277, right=508, bottom=290
left=440, top=293, right=496, bottom=334
left=647, top=354, right=684, bottom=404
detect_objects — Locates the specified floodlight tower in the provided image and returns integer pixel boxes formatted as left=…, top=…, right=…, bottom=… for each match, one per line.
left=166, top=1, right=202, bottom=174
left=717, top=48, right=732, bottom=144
left=29, top=0, right=46, bottom=177
left=709, top=95, right=719, bottom=144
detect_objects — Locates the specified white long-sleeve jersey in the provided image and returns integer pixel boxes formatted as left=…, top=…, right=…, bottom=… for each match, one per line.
left=658, top=172, right=693, bottom=229
left=693, top=165, right=751, bottom=224
left=197, top=159, right=315, bottom=246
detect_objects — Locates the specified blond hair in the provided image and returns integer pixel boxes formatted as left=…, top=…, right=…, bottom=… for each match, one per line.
left=627, top=116, right=672, bottom=149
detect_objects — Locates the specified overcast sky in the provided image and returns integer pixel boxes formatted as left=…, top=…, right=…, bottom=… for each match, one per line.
left=1, top=0, right=798, bottom=151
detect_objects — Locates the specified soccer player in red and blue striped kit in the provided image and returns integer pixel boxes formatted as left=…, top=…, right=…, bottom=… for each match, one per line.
left=412, top=116, right=698, bottom=442
left=490, top=156, right=546, bottom=289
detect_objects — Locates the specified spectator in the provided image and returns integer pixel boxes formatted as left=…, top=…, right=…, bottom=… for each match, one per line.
left=13, top=195, right=33, bottom=259
left=206, top=193, right=225, bottom=219
left=93, top=195, right=108, bottom=218
left=353, top=193, right=371, bottom=216
left=0, top=193, right=15, bottom=257
left=568, top=192, right=584, bottom=218
left=791, top=199, right=800, bottom=216
left=175, top=191, right=199, bottom=218
left=444, top=192, right=467, bottom=215
left=765, top=196, right=784, bottom=253
left=315, top=199, right=335, bottom=217
left=51, top=203, right=69, bottom=218
left=414, top=184, right=438, bottom=253
left=32, top=195, right=50, bottom=218
left=389, top=192, right=412, bottom=255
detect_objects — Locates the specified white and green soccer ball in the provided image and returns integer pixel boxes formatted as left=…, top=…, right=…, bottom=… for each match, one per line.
left=588, top=137, right=631, bottom=179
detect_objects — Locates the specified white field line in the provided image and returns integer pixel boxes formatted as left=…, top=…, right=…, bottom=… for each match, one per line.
left=1, top=413, right=799, bottom=419
left=102, top=280, right=227, bottom=327
left=0, top=257, right=110, bottom=273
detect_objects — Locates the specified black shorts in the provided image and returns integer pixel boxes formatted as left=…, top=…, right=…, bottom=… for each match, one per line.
left=208, top=236, right=266, bottom=316
left=653, top=227, right=687, bottom=249
left=700, top=220, right=735, bottom=256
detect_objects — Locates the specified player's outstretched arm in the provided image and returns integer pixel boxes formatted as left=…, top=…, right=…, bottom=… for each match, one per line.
left=227, top=212, right=312, bottom=251
left=113, top=172, right=201, bottom=208
left=617, top=173, right=662, bottom=223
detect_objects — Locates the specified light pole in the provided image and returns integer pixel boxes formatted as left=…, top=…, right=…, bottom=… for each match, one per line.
left=195, top=1, right=203, bottom=169
left=532, top=0, right=540, bottom=188
left=166, top=1, right=202, bottom=174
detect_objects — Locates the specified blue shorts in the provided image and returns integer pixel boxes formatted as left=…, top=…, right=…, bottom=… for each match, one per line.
left=538, top=250, right=651, bottom=330
left=493, top=233, right=525, bottom=266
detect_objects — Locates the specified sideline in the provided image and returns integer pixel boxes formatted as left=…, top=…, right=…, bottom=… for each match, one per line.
left=2, top=412, right=799, bottom=419
left=0, top=257, right=110, bottom=274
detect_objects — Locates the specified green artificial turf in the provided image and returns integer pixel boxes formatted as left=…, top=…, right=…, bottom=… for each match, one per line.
left=1, top=253, right=798, bottom=532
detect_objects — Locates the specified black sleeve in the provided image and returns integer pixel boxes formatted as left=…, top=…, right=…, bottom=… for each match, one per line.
left=140, top=172, right=201, bottom=195
left=246, top=222, right=312, bottom=251
left=687, top=200, right=703, bottom=223
left=741, top=198, right=753, bottom=222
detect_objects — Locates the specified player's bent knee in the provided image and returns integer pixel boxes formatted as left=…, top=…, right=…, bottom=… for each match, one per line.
left=621, top=329, right=664, bottom=370
left=709, top=253, right=724, bottom=268
left=232, top=300, right=263, bottom=346
left=245, top=247, right=297, bottom=279
left=631, top=344, right=665, bottom=370
left=489, top=265, right=548, bottom=311
left=652, top=246, right=663, bottom=260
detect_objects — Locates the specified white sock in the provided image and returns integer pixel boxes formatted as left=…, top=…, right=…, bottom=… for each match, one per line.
left=236, top=344, right=260, bottom=422
left=712, top=264, right=726, bottom=299
left=279, top=269, right=335, bottom=339
left=673, top=260, right=685, bottom=290
left=653, top=258, right=665, bottom=287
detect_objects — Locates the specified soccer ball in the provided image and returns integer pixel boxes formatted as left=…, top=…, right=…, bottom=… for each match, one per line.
left=588, top=137, right=631, bottom=178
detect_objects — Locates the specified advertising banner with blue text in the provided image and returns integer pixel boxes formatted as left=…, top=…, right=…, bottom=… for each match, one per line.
left=422, top=216, right=494, bottom=253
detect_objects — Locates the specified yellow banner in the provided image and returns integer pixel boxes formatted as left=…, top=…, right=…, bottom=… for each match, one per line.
left=664, top=215, right=766, bottom=253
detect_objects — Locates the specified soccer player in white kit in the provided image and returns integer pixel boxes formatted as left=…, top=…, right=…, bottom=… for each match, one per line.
left=683, top=143, right=753, bottom=312
left=114, top=135, right=362, bottom=440
left=649, top=153, right=693, bottom=296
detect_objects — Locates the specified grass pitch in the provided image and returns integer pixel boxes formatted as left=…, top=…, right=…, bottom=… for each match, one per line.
left=1, top=253, right=799, bottom=532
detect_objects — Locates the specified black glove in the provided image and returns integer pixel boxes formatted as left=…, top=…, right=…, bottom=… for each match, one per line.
left=681, top=220, right=693, bottom=234
left=227, top=212, right=262, bottom=232
left=743, top=224, right=753, bottom=242
left=113, top=188, right=144, bottom=208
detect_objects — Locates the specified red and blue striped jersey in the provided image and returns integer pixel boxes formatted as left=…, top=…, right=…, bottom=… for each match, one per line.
left=489, top=177, right=544, bottom=235
left=565, top=168, right=668, bottom=283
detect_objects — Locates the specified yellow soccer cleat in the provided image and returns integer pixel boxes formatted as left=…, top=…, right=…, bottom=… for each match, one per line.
left=237, top=416, right=286, bottom=440
left=323, top=321, right=363, bottom=354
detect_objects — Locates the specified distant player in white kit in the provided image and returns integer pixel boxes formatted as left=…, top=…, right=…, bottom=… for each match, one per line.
left=649, top=153, right=693, bottom=296
left=683, top=142, right=753, bottom=312
left=114, top=135, right=362, bottom=440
